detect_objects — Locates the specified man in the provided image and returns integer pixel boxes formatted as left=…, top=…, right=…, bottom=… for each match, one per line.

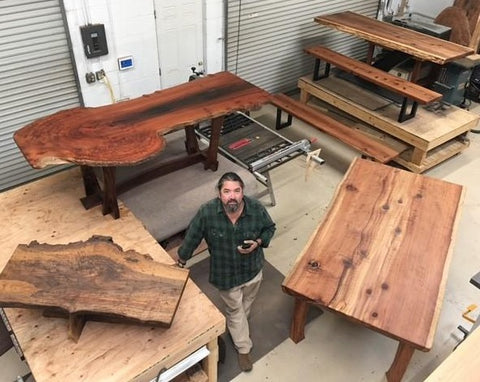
left=177, top=172, right=276, bottom=372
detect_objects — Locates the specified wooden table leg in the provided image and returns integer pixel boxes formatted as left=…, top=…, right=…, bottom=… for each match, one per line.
left=385, top=342, right=415, bottom=382
left=410, top=60, right=423, bottom=83
left=366, top=42, right=376, bottom=65
left=290, top=298, right=310, bottom=343
left=185, top=125, right=200, bottom=154
left=205, top=116, right=224, bottom=171
left=101, top=167, right=119, bottom=219
left=203, top=338, right=219, bottom=382
left=80, top=165, right=103, bottom=209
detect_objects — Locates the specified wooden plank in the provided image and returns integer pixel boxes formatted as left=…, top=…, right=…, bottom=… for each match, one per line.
left=13, top=71, right=270, bottom=169
left=269, top=93, right=401, bottom=162
left=282, top=158, right=465, bottom=351
left=0, top=236, right=189, bottom=340
left=314, top=11, right=474, bottom=64
left=298, top=75, right=478, bottom=161
left=425, top=324, right=480, bottom=381
left=395, top=138, right=470, bottom=173
left=0, top=167, right=225, bottom=382
left=305, top=46, right=442, bottom=104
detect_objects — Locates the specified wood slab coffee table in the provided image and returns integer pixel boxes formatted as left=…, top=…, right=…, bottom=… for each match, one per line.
left=282, top=158, right=464, bottom=381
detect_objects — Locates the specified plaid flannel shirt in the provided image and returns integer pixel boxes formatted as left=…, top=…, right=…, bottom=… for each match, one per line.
left=178, top=196, right=276, bottom=290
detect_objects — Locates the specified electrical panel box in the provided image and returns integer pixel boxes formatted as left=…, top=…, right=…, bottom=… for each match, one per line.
left=80, top=24, right=108, bottom=58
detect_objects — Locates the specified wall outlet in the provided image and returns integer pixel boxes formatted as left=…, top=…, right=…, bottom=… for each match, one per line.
left=85, top=72, right=96, bottom=83
left=96, top=69, right=105, bottom=80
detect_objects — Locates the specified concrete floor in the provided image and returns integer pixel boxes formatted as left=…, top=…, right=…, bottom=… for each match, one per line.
left=1, top=102, right=480, bottom=382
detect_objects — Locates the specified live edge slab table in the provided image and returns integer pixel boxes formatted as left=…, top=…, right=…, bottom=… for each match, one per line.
left=282, top=158, right=464, bottom=382
left=14, top=71, right=270, bottom=219
left=314, top=11, right=473, bottom=81
left=0, top=167, right=225, bottom=381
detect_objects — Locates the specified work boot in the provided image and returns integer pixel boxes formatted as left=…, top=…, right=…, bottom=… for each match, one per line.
left=237, top=352, right=253, bottom=372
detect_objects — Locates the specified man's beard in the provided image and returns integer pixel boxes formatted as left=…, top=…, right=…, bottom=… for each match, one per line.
left=225, top=199, right=239, bottom=213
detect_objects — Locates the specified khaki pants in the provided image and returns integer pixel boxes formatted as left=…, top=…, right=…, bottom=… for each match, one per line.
left=219, top=270, right=263, bottom=354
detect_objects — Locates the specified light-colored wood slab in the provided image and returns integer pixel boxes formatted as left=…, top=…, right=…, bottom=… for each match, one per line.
left=298, top=76, right=478, bottom=172
left=425, top=325, right=480, bottom=381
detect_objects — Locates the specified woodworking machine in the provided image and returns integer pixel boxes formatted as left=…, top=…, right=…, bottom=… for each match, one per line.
left=196, top=112, right=324, bottom=205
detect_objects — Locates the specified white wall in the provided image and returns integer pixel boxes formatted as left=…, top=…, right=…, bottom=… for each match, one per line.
left=204, top=0, right=224, bottom=74
left=408, top=0, right=454, bottom=18
left=63, top=0, right=225, bottom=107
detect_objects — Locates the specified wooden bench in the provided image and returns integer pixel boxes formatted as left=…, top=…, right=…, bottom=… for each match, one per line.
left=269, top=93, right=401, bottom=163
left=304, top=45, right=443, bottom=122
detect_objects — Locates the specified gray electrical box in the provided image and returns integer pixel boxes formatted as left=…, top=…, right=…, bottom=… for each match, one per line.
left=80, top=24, right=108, bottom=58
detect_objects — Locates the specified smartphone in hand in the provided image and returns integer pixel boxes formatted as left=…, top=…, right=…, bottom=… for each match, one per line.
left=241, top=241, right=252, bottom=249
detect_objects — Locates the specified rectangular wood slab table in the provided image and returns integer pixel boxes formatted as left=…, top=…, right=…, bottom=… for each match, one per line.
left=282, top=158, right=464, bottom=382
left=14, top=71, right=271, bottom=219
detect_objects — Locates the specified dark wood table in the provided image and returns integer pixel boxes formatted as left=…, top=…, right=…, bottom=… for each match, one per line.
left=282, top=158, right=464, bottom=382
left=14, top=71, right=270, bottom=218
left=315, top=11, right=474, bottom=81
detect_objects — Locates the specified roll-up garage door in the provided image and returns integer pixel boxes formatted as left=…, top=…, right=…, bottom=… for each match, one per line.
left=0, top=0, right=81, bottom=191
left=226, top=0, right=379, bottom=93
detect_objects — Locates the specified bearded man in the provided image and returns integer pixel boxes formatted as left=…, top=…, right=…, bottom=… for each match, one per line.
left=177, top=172, right=276, bottom=372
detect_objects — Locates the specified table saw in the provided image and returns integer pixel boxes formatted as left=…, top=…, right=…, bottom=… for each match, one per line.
left=195, top=112, right=324, bottom=205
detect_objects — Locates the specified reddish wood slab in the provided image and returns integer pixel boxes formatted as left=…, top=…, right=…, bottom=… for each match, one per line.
left=282, top=158, right=464, bottom=381
left=0, top=236, right=189, bottom=341
left=314, top=12, right=474, bottom=65
left=13, top=71, right=271, bottom=168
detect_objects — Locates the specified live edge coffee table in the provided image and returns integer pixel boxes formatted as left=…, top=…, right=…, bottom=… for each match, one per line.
left=282, top=158, right=464, bottom=382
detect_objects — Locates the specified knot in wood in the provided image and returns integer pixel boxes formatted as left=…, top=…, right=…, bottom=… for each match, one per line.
left=343, top=259, right=353, bottom=268
left=345, top=183, right=358, bottom=192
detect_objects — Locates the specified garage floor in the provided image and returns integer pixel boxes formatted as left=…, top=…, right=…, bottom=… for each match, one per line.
left=2, top=102, right=480, bottom=382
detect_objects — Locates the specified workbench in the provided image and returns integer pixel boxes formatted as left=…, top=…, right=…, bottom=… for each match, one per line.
left=282, top=158, right=464, bottom=382
left=0, top=167, right=225, bottom=381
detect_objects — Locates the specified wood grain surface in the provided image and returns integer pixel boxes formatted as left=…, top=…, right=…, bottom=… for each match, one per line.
left=315, top=11, right=474, bottom=64
left=13, top=71, right=270, bottom=168
left=0, top=235, right=189, bottom=331
left=283, top=158, right=464, bottom=351
left=0, top=167, right=225, bottom=381
left=304, top=46, right=442, bottom=104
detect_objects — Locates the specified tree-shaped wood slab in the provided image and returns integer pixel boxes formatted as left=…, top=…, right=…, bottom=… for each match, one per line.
left=13, top=71, right=271, bottom=169
left=0, top=236, right=189, bottom=342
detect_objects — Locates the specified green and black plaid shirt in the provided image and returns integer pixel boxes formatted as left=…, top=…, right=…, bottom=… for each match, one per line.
left=178, top=196, right=276, bottom=290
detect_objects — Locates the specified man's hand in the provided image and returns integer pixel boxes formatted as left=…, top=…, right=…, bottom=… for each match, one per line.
left=237, top=239, right=259, bottom=254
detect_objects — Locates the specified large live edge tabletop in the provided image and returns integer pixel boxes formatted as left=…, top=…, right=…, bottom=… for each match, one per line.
left=282, top=158, right=464, bottom=382
left=13, top=71, right=271, bottom=219
left=0, top=167, right=225, bottom=382
left=315, top=11, right=474, bottom=66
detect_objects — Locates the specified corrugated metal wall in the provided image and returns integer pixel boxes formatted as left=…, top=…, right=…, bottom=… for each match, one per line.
left=0, top=0, right=81, bottom=191
left=226, top=0, right=380, bottom=93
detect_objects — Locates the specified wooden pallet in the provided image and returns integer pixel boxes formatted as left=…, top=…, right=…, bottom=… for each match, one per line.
left=298, top=75, right=479, bottom=173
